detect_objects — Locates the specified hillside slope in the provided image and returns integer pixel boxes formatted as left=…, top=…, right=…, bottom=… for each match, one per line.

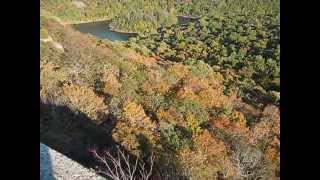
left=40, top=14, right=279, bottom=179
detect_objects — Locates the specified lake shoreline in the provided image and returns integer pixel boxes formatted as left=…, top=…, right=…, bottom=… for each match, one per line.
left=108, top=25, right=139, bottom=35
left=67, top=15, right=199, bottom=35
left=68, top=19, right=138, bottom=35
left=64, top=17, right=111, bottom=25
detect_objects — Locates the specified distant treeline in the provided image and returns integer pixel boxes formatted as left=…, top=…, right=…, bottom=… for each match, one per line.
left=40, top=0, right=279, bottom=34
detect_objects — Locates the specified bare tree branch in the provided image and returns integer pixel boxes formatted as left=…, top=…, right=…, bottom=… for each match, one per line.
left=90, top=146, right=155, bottom=180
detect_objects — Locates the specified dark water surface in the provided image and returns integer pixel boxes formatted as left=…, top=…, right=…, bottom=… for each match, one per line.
left=72, top=21, right=135, bottom=41
left=72, top=17, right=197, bottom=41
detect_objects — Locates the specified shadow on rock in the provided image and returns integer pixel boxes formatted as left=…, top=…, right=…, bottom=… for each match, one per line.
left=40, top=101, right=117, bottom=168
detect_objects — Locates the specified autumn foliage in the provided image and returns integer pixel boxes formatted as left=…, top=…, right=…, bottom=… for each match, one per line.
left=40, top=1, right=280, bottom=178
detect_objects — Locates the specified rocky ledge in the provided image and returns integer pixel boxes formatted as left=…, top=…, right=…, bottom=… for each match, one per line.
left=40, top=143, right=105, bottom=180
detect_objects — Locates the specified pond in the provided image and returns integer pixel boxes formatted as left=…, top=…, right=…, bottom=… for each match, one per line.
left=72, top=16, right=198, bottom=41
left=72, top=21, right=136, bottom=41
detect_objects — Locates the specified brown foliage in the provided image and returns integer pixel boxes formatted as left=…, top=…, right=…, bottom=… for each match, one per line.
left=41, top=15, right=280, bottom=180
left=156, top=107, right=184, bottom=125
left=112, top=101, right=159, bottom=157
left=177, top=130, right=236, bottom=179
left=143, top=63, right=189, bottom=94
left=102, top=72, right=121, bottom=96
left=250, top=105, right=280, bottom=146
left=62, top=84, right=107, bottom=123
left=122, top=101, right=155, bottom=130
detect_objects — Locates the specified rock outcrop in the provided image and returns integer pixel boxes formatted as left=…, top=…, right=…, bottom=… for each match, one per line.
left=40, top=143, right=105, bottom=180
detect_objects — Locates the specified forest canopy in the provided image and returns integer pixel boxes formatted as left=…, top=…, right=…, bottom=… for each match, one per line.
left=40, top=0, right=280, bottom=179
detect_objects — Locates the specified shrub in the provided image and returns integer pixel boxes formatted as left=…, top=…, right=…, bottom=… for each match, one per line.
left=160, top=122, right=190, bottom=151
left=177, top=99, right=209, bottom=127
left=102, top=73, right=121, bottom=96
left=112, top=119, right=142, bottom=157
left=186, top=113, right=202, bottom=135
left=123, top=102, right=148, bottom=124
left=177, top=130, right=235, bottom=179
left=229, top=137, right=275, bottom=179
left=62, top=84, right=108, bottom=123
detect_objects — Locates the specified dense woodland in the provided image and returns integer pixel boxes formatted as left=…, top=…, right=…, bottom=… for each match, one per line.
left=40, top=0, right=177, bottom=33
left=41, top=0, right=279, bottom=34
left=41, top=0, right=280, bottom=179
left=128, top=0, right=280, bottom=108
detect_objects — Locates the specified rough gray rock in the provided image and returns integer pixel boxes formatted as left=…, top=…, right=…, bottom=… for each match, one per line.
left=40, top=143, right=105, bottom=180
